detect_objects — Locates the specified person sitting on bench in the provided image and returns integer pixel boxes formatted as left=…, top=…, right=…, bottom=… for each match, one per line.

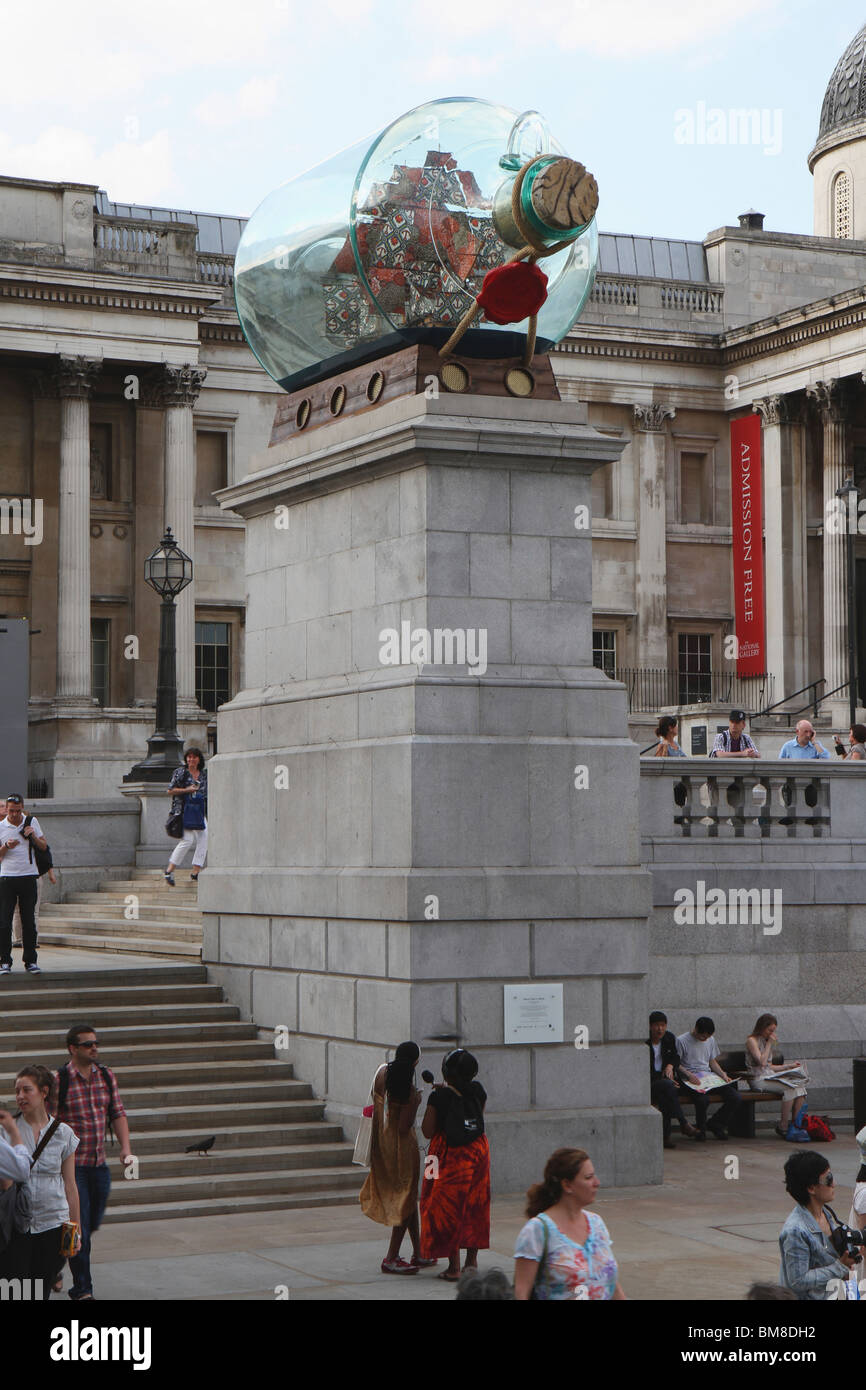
left=745, top=1014, right=808, bottom=1143
left=676, top=1017, right=743, bottom=1141
left=646, top=1011, right=699, bottom=1149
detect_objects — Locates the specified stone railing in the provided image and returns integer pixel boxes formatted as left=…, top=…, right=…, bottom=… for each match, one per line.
left=93, top=216, right=199, bottom=278
left=198, top=253, right=234, bottom=288
left=640, top=759, right=866, bottom=841
left=590, top=276, right=639, bottom=307
left=659, top=284, right=723, bottom=313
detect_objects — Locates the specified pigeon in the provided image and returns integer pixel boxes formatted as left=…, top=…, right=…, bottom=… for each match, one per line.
left=185, top=1136, right=216, bottom=1156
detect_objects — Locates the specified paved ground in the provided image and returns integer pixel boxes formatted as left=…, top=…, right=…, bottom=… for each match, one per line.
left=68, top=1131, right=861, bottom=1301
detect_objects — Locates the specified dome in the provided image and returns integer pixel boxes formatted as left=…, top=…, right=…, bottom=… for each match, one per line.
left=818, top=24, right=866, bottom=142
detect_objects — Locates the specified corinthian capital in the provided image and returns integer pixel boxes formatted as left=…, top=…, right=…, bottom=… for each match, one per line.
left=32, top=354, right=103, bottom=399
left=753, top=394, right=799, bottom=427
left=633, top=402, right=676, bottom=433
left=806, top=378, right=844, bottom=422
left=142, top=363, right=207, bottom=409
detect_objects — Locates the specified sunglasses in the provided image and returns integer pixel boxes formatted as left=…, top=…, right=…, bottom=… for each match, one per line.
left=819, top=1173, right=834, bottom=1186
left=77, top=1040, right=99, bottom=1048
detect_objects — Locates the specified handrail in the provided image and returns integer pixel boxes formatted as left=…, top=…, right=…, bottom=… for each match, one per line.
left=759, top=678, right=825, bottom=719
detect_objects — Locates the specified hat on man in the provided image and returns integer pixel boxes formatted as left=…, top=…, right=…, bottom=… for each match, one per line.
left=730, top=709, right=747, bottom=723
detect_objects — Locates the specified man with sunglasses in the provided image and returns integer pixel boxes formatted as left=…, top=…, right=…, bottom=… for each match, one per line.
left=54, top=1024, right=131, bottom=1301
left=0, top=792, right=47, bottom=974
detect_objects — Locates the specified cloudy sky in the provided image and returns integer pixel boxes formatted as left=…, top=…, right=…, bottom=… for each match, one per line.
left=1, top=0, right=863, bottom=240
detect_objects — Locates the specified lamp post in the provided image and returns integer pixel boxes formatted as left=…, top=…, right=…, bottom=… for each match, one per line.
left=124, top=528, right=193, bottom=782
left=835, top=476, right=859, bottom=730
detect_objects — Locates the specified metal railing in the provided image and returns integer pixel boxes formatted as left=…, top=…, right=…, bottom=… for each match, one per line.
left=611, top=667, right=773, bottom=714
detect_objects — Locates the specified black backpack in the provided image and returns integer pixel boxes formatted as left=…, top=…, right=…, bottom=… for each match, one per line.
left=443, top=1087, right=484, bottom=1147
left=57, top=1062, right=119, bottom=1142
left=23, top=815, right=53, bottom=877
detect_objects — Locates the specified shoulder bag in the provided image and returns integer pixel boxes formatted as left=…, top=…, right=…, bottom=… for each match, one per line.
left=0, top=1117, right=61, bottom=1251
left=352, top=1067, right=381, bottom=1167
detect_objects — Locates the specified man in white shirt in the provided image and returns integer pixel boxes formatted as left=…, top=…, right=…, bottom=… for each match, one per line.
left=0, top=793, right=47, bottom=975
left=676, top=1016, right=743, bottom=1141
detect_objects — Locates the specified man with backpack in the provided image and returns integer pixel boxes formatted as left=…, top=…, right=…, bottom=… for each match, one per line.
left=55, top=1024, right=131, bottom=1301
left=0, top=793, right=49, bottom=975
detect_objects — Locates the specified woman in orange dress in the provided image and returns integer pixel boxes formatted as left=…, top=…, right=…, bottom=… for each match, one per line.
left=360, top=1041, right=436, bottom=1274
left=420, top=1049, right=490, bottom=1282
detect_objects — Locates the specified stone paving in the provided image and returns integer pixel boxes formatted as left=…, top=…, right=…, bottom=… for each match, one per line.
left=71, top=1131, right=861, bottom=1301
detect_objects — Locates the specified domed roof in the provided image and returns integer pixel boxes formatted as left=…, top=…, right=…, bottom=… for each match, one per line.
left=819, top=24, right=866, bottom=141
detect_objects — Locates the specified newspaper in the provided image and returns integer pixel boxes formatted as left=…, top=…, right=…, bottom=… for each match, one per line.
left=684, top=1073, right=730, bottom=1095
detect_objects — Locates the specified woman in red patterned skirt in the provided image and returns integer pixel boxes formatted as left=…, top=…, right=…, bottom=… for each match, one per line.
left=420, top=1049, right=490, bottom=1282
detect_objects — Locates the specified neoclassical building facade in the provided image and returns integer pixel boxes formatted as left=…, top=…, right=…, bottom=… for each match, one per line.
left=4, top=21, right=866, bottom=795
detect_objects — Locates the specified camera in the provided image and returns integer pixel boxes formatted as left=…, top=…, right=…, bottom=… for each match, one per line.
left=829, top=1220, right=866, bottom=1261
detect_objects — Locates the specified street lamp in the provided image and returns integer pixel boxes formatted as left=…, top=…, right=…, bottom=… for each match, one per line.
left=124, top=528, right=193, bottom=782
left=835, top=476, right=859, bottom=730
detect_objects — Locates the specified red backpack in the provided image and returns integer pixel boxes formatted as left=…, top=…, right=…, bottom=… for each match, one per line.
left=802, top=1114, right=835, bottom=1142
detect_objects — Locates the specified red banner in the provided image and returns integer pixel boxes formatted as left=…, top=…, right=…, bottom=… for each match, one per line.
left=729, top=414, right=766, bottom=676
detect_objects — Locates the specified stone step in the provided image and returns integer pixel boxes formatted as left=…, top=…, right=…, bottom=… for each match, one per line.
left=127, top=1099, right=327, bottom=1132
left=0, top=982, right=222, bottom=1009
left=101, top=1188, right=360, bottom=1224
left=96, top=880, right=199, bottom=893
left=0, top=1059, right=299, bottom=1092
left=4, top=964, right=208, bottom=988
left=38, top=917, right=202, bottom=939
left=36, top=933, right=201, bottom=958
left=98, top=1164, right=362, bottom=1207
left=103, top=1078, right=310, bottom=1108
left=128, top=1121, right=344, bottom=1154
left=37, top=916, right=201, bottom=939
left=0, top=1040, right=279, bottom=1071
left=120, top=1142, right=355, bottom=1179
left=0, top=1002, right=240, bottom=1029
left=51, top=901, right=201, bottom=920
left=0, top=1020, right=258, bottom=1049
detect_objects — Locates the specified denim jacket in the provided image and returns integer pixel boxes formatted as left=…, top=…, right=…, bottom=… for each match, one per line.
left=778, top=1204, right=848, bottom=1299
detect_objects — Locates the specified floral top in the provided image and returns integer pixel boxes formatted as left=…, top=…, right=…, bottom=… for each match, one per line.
left=168, top=765, right=208, bottom=820
left=514, top=1210, right=618, bottom=1300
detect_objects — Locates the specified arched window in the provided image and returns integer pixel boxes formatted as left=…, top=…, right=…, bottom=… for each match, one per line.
left=833, top=171, right=852, bottom=239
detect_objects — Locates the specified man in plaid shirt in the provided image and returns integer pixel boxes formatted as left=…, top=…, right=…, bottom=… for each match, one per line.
left=55, top=1022, right=132, bottom=1300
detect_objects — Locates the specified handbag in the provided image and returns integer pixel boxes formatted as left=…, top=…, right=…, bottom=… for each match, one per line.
left=352, top=1069, right=381, bottom=1167
left=166, top=811, right=184, bottom=839
left=23, top=816, right=53, bottom=876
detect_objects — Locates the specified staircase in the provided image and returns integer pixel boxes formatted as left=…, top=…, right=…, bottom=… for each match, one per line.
left=38, top=869, right=203, bottom=958
left=0, top=963, right=361, bottom=1222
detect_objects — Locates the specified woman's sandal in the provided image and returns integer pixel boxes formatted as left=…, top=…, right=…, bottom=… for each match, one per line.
left=437, top=1269, right=461, bottom=1281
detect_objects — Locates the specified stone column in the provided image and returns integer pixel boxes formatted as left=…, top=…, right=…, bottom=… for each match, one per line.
left=633, top=403, right=675, bottom=668
left=34, top=356, right=102, bottom=703
left=807, top=380, right=848, bottom=700
left=144, top=365, right=206, bottom=709
left=753, top=395, right=807, bottom=702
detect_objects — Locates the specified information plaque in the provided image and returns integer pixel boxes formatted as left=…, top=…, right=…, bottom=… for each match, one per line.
left=503, top=983, right=564, bottom=1044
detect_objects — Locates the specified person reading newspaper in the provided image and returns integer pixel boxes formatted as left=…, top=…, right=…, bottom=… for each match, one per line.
left=675, top=1017, right=743, bottom=1141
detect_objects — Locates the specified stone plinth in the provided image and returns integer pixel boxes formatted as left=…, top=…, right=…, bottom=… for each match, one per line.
left=204, top=386, right=659, bottom=1189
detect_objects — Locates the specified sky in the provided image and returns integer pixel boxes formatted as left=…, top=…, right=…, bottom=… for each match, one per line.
left=1, top=0, right=865, bottom=241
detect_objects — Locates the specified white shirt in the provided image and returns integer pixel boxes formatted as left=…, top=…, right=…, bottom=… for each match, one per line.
left=0, top=816, right=43, bottom=877
left=0, top=1128, right=30, bottom=1182
left=18, top=1115, right=79, bottom=1234
left=675, top=1031, right=720, bottom=1078
left=651, top=1041, right=662, bottom=1072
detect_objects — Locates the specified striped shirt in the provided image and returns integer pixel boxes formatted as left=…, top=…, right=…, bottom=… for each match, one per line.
left=54, top=1063, right=126, bottom=1167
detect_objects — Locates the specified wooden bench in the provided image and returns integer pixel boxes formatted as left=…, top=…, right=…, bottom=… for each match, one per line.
left=672, top=1050, right=785, bottom=1139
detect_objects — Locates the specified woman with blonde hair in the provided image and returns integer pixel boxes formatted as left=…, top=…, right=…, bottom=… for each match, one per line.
left=746, top=1014, right=808, bottom=1142
left=513, top=1148, right=625, bottom=1300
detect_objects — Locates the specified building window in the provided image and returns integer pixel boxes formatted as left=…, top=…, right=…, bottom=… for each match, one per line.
left=593, top=629, right=617, bottom=677
left=195, top=430, right=228, bottom=506
left=680, top=451, right=711, bottom=524
left=196, top=620, right=230, bottom=713
left=678, top=632, right=712, bottom=704
left=833, top=171, right=852, bottom=240
left=91, top=618, right=110, bottom=706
